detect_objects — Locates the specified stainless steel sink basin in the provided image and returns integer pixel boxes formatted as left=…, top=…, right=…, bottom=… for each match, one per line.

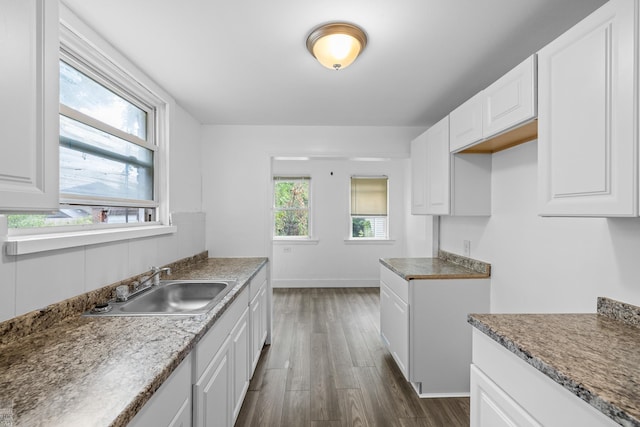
left=85, top=280, right=235, bottom=316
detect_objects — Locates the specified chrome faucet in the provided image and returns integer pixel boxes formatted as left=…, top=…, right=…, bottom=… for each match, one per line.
left=131, top=266, right=171, bottom=295
left=148, top=266, right=171, bottom=287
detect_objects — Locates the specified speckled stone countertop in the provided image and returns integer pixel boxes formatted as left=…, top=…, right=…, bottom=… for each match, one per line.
left=380, top=250, right=491, bottom=280
left=469, top=297, right=640, bottom=427
left=0, top=256, right=267, bottom=427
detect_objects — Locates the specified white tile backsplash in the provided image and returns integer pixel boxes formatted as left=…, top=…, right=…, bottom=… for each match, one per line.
left=0, top=250, right=16, bottom=322
left=15, top=248, right=85, bottom=315
left=3, top=212, right=206, bottom=321
left=85, top=241, right=130, bottom=292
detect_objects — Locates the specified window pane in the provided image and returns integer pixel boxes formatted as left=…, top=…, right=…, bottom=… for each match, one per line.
left=275, top=210, right=309, bottom=237
left=60, top=115, right=153, bottom=201
left=8, top=206, right=155, bottom=228
left=274, top=180, right=309, bottom=209
left=352, top=216, right=387, bottom=238
left=60, top=60, right=147, bottom=140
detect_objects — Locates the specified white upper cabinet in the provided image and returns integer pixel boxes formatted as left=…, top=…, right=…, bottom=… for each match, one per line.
left=411, top=131, right=429, bottom=214
left=0, top=0, right=59, bottom=212
left=537, top=0, right=637, bottom=216
left=450, top=55, right=537, bottom=154
left=483, top=56, right=537, bottom=138
left=411, top=116, right=491, bottom=216
left=450, top=92, right=484, bottom=152
left=425, top=116, right=451, bottom=215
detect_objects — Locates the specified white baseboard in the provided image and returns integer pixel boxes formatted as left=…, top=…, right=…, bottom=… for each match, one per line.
left=272, top=279, right=380, bottom=288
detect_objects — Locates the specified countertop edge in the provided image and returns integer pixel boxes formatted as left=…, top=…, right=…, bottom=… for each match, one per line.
left=468, top=314, right=639, bottom=427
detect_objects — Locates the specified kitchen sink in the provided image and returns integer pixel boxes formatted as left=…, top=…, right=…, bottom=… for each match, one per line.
left=85, top=280, right=235, bottom=316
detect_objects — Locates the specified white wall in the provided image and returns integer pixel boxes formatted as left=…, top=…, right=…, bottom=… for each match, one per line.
left=440, top=140, right=640, bottom=313
left=271, top=157, right=407, bottom=287
left=201, top=125, right=425, bottom=284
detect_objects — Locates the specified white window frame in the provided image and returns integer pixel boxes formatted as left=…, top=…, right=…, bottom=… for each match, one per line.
left=272, top=176, right=313, bottom=241
left=4, top=13, right=174, bottom=254
left=348, top=175, right=390, bottom=241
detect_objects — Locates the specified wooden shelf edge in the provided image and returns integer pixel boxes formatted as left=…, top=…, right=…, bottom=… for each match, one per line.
left=460, top=119, right=538, bottom=154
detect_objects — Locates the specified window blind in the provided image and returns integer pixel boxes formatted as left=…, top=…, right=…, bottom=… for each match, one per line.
left=350, top=177, right=388, bottom=216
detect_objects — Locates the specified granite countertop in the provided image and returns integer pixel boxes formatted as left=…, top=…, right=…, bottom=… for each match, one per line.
left=469, top=297, right=640, bottom=427
left=380, top=250, right=491, bottom=280
left=0, top=257, right=267, bottom=427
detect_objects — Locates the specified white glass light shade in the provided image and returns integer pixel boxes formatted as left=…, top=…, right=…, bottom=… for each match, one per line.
left=306, top=23, right=367, bottom=71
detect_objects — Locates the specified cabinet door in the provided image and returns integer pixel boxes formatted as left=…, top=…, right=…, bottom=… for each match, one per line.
left=470, top=365, right=541, bottom=427
left=129, top=356, right=192, bottom=427
left=194, top=336, right=232, bottom=427
left=425, top=116, right=451, bottom=215
left=168, top=398, right=191, bottom=427
left=250, top=281, right=267, bottom=374
left=538, top=0, right=636, bottom=216
left=231, top=307, right=250, bottom=422
left=483, top=55, right=536, bottom=138
left=410, top=131, right=429, bottom=214
left=450, top=92, right=484, bottom=153
left=0, top=0, right=59, bottom=212
left=380, top=282, right=409, bottom=379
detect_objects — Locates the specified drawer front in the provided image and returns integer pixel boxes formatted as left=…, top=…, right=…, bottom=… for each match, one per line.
left=380, top=265, right=408, bottom=303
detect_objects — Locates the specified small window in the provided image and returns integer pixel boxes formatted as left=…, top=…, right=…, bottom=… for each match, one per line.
left=350, top=176, right=388, bottom=239
left=273, top=177, right=310, bottom=238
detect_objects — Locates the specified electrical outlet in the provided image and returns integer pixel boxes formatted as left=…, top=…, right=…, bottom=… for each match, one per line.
left=283, top=247, right=292, bottom=253
left=463, top=240, right=471, bottom=257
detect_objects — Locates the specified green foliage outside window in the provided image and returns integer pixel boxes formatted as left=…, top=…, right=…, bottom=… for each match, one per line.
left=274, top=179, right=309, bottom=237
left=352, top=217, right=373, bottom=238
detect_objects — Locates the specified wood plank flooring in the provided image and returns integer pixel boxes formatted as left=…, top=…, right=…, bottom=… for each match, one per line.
left=236, top=288, right=470, bottom=427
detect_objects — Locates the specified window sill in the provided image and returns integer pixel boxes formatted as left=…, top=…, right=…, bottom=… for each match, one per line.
left=344, top=239, right=396, bottom=245
left=272, top=238, right=319, bottom=245
left=4, top=225, right=177, bottom=255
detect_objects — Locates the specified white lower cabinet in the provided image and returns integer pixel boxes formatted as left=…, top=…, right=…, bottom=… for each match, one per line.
left=194, top=336, right=232, bottom=427
left=193, top=286, right=250, bottom=427
left=471, top=329, right=618, bottom=427
left=250, top=280, right=268, bottom=373
left=379, top=265, right=490, bottom=397
left=231, top=308, right=250, bottom=421
left=128, top=356, right=192, bottom=427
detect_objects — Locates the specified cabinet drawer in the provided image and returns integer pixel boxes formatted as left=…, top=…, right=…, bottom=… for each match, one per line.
left=194, top=286, right=249, bottom=379
left=380, top=265, right=408, bottom=303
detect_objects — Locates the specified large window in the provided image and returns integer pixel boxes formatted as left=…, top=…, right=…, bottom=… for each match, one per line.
left=350, top=176, right=388, bottom=239
left=273, top=177, right=310, bottom=238
left=9, top=41, right=160, bottom=230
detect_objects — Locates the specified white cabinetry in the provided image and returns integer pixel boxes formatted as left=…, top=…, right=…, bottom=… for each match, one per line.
left=231, top=307, right=250, bottom=421
left=128, top=356, right=192, bottom=427
left=538, top=0, right=637, bottom=216
left=449, top=55, right=537, bottom=154
left=471, top=330, right=618, bottom=427
left=425, top=116, right=452, bottom=215
left=250, top=269, right=268, bottom=373
left=411, top=116, right=491, bottom=216
left=449, top=92, right=484, bottom=152
left=483, top=56, right=537, bottom=139
left=193, top=286, right=250, bottom=427
left=379, top=265, right=490, bottom=397
left=0, top=0, right=59, bottom=212
left=410, top=131, right=429, bottom=214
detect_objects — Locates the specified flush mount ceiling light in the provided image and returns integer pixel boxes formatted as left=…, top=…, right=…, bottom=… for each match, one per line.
left=306, top=22, right=368, bottom=71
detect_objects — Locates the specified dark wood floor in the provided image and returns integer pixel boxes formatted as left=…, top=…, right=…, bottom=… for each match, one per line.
left=235, top=288, right=470, bottom=427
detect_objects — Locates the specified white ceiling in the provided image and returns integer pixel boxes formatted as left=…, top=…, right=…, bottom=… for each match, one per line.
left=61, top=0, right=607, bottom=127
